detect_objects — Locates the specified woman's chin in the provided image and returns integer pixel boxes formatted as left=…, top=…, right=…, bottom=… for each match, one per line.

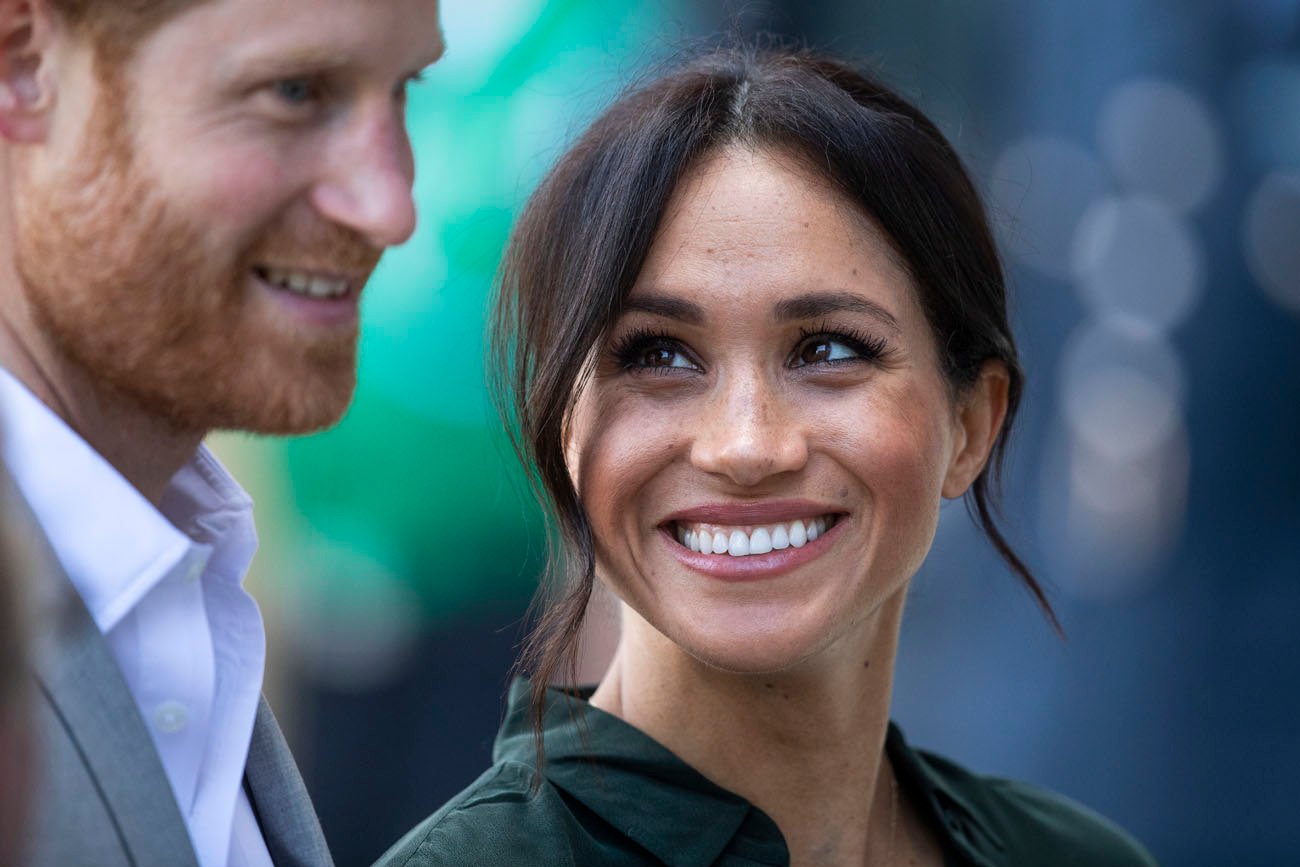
left=667, top=620, right=828, bottom=676
left=622, top=587, right=846, bottom=676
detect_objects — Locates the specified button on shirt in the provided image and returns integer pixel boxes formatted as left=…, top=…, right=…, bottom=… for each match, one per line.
left=0, top=369, right=275, bottom=867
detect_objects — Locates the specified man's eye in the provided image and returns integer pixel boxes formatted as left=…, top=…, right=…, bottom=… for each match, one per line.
left=272, top=77, right=318, bottom=105
left=395, top=70, right=426, bottom=101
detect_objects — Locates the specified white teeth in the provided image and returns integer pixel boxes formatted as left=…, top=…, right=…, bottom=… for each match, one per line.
left=308, top=277, right=338, bottom=298
left=261, top=267, right=349, bottom=299
left=675, top=515, right=837, bottom=557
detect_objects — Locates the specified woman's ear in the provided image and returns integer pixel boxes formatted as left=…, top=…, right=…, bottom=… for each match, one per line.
left=942, top=360, right=1010, bottom=499
left=0, top=0, right=58, bottom=143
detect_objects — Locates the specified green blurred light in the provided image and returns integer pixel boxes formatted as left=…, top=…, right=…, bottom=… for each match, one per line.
left=272, top=0, right=680, bottom=619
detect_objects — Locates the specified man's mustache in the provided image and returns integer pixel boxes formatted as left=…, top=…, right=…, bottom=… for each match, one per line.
left=247, top=221, right=385, bottom=277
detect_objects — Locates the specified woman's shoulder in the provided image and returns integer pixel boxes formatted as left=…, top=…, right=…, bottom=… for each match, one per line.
left=372, top=761, right=574, bottom=867
left=906, top=745, right=1158, bottom=867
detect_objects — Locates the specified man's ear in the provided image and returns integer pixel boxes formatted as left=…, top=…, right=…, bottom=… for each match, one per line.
left=0, top=0, right=57, bottom=143
left=941, top=360, right=1011, bottom=499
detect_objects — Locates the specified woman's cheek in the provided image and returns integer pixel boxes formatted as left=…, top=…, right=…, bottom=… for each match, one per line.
left=574, top=393, right=671, bottom=521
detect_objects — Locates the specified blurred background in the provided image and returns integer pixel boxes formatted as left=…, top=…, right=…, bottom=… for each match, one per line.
left=208, top=0, right=1300, bottom=864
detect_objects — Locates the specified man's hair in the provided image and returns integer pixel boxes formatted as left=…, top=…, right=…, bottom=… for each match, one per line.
left=50, top=0, right=207, bottom=59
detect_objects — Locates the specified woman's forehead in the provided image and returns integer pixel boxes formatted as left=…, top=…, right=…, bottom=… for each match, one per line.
left=626, top=147, right=916, bottom=320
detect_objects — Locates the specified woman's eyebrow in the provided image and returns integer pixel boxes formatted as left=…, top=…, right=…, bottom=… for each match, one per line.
left=773, top=291, right=901, bottom=333
left=621, top=295, right=706, bottom=324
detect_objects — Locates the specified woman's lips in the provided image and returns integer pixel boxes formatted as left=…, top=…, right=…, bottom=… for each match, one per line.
left=659, top=510, right=846, bottom=582
left=663, top=499, right=838, bottom=525
left=674, top=515, right=838, bottom=555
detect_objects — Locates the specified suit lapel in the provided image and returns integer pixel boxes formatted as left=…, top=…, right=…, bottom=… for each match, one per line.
left=245, top=698, right=334, bottom=867
left=30, top=563, right=201, bottom=867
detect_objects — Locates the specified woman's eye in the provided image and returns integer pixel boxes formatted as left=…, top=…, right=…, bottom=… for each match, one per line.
left=637, top=345, right=692, bottom=369
left=790, top=329, right=889, bottom=369
left=611, top=332, right=698, bottom=374
left=793, top=337, right=859, bottom=366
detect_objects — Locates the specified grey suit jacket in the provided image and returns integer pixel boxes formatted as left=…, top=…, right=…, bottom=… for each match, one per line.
left=15, top=489, right=334, bottom=867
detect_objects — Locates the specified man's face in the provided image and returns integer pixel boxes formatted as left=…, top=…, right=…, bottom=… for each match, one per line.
left=11, top=0, right=443, bottom=433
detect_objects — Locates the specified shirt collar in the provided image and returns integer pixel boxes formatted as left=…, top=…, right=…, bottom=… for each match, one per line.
left=0, top=367, right=255, bottom=633
left=494, top=679, right=789, bottom=867
left=887, top=724, right=1007, bottom=866
left=495, top=678, right=1013, bottom=867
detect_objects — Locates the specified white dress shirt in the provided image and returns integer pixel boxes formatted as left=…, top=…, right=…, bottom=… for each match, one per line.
left=0, top=368, right=276, bottom=867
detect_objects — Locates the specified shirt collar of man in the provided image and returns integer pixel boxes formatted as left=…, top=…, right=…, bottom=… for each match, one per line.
left=495, top=678, right=1011, bottom=867
left=0, top=366, right=256, bottom=631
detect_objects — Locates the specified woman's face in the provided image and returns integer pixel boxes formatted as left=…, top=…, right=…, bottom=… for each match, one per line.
left=567, top=146, right=1000, bottom=674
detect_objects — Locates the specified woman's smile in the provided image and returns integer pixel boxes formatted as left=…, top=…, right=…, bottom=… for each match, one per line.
left=565, top=144, right=975, bottom=672
left=385, top=42, right=1148, bottom=867
left=674, top=515, right=838, bottom=555
left=657, top=499, right=848, bottom=580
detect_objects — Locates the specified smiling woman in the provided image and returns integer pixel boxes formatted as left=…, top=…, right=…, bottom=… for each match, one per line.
left=377, top=43, right=1156, bottom=867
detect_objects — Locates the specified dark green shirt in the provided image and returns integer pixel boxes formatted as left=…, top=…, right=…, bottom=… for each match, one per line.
left=376, top=679, right=1156, bottom=866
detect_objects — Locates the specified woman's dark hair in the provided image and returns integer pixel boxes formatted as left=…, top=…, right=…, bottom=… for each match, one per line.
left=490, top=41, right=1060, bottom=763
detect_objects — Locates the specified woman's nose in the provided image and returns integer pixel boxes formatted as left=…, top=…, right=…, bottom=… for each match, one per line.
left=688, top=373, right=808, bottom=487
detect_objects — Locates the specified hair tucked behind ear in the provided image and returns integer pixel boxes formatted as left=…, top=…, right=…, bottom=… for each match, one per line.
left=490, top=39, right=1060, bottom=774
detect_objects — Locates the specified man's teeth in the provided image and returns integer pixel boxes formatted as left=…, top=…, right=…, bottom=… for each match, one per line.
left=261, top=267, right=350, bottom=299
left=675, top=516, right=837, bottom=557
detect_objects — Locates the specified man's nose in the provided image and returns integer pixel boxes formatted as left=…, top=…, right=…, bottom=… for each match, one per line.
left=688, top=371, right=808, bottom=487
left=311, top=104, right=418, bottom=249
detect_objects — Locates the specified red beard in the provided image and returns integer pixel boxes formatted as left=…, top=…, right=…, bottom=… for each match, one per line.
left=11, top=68, right=382, bottom=435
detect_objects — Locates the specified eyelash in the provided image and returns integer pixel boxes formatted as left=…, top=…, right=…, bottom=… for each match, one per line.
left=610, top=328, right=693, bottom=375
left=263, top=69, right=424, bottom=115
left=792, top=323, right=891, bottom=366
left=608, top=323, right=891, bottom=375
left=264, top=77, right=324, bottom=115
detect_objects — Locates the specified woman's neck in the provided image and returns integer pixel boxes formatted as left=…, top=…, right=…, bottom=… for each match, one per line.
left=590, top=587, right=909, bottom=866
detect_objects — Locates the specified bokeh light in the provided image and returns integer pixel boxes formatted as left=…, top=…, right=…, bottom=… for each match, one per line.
left=1043, top=322, right=1191, bottom=599
left=1097, top=79, right=1223, bottom=213
left=1232, top=56, right=1300, bottom=169
left=990, top=135, right=1111, bottom=280
left=1243, top=170, right=1300, bottom=315
left=1059, top=321, right=1187, bottom=462
left=1071, top=195, right=1205, bottom=333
